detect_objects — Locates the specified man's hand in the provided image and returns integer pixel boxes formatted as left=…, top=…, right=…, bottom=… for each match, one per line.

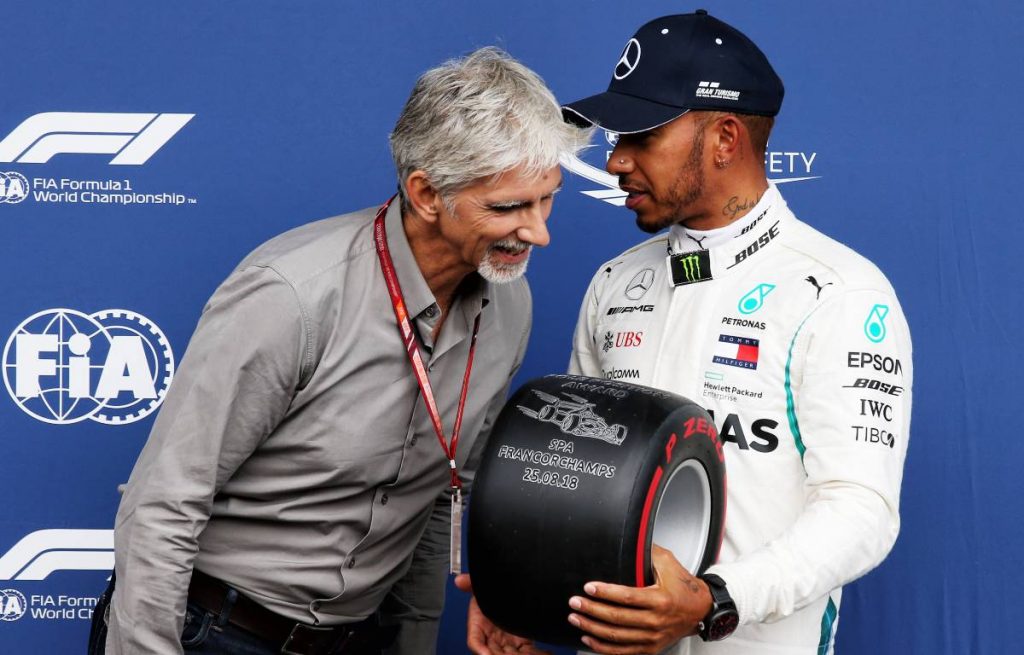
left=454, top=574, right=553, bottom=655
left=566, top=545, right=713, bottom=654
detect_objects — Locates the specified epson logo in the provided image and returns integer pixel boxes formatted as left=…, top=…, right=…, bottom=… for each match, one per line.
left=0, top=112, right=194, bottom=165
left=847, top=352, right=903, bottom=375
left=606, top=305, right=654, bottom=315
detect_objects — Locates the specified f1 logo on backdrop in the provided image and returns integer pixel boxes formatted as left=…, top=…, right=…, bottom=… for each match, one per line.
left=0, top=530, right=113, bottom=582
left=3, top=308, right=175, bottom=425
left=0, top=529, right=113, bottom=622
left=0, top=112, right=194, bottom=165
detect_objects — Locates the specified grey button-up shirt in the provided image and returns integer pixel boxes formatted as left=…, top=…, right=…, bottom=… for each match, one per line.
left=107, top=200, right=531, bottom=654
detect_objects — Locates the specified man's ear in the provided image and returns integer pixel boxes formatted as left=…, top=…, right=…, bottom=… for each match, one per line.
left=711, top=114, right=743, bottom=164
left=405, top=171, right=441, bottom=223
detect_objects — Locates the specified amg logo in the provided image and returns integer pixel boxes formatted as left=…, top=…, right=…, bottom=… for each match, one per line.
left=607, top=304, right=654, bottom=315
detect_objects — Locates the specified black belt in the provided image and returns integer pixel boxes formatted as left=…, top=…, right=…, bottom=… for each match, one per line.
left=188, top=570, right=390, bottom=655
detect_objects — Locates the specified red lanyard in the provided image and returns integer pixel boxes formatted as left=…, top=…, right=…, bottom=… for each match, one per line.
left=373, top=198, right=481, bottom=492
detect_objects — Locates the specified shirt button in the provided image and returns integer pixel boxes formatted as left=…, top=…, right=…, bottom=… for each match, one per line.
left=311, top=601, right=321, bottom=611
left=410, top=436, right=418, bottom=446
left=425, top=306, right=438, bottom=318
left=381, top=493, right=389, bottom=505
left=348, top=559, right=356, bottom=569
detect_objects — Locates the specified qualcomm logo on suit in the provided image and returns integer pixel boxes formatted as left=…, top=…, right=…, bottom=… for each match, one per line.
left=3, top=308, right=175, bottom=425
left=0, top=529, right=114, bottom=622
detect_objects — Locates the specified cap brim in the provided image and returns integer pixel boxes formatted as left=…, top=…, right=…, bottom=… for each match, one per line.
left=562, top=91, right=690, bottom=134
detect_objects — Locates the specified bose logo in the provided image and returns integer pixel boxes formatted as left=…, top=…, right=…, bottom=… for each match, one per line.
left=0, top=112, right=194, bottom=165
left=0, top=530, right=114, bottom=581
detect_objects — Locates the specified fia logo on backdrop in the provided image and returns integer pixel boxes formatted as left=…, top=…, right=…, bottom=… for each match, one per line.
left=3, top=308, right=175, bottom=425
left=0, top=112, right=198, bottom=207
left=562, top=129, right=821, bottom=206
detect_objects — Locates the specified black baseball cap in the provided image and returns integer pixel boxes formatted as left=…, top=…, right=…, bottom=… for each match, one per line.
left=563, top=10, right=784, bottom=134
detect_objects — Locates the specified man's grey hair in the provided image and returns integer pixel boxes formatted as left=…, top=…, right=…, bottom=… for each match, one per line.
left=390, top=46, right=590, bottom=209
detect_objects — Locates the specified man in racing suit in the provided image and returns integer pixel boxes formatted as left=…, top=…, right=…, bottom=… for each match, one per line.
left=558, top=11, right=913, bottom=655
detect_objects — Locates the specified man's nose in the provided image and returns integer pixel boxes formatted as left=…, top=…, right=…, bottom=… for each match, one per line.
left=606, top=146, right=633, bottom=176
left=517, top=203, right=551, bottom=248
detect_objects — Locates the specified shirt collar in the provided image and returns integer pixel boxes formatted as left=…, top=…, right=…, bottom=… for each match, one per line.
left=667, top=182, right=789, bottom=279
left=383, top=199, right=490, bottom=323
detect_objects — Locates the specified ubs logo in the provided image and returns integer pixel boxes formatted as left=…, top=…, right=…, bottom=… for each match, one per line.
left=624, top=268, right=655, bottom=300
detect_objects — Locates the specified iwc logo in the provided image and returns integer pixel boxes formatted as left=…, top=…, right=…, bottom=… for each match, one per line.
left=3, top=308, right=175, bottom=425
left=0, top=171, right=29, bottom=203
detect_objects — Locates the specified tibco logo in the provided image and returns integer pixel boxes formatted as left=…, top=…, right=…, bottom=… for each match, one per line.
left=3, top=308, right=174, bottom=425
left=0, top=112, right=194, bottom=165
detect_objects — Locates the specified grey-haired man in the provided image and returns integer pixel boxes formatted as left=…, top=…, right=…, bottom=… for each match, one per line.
left=90, top=47, right=587, bottom=655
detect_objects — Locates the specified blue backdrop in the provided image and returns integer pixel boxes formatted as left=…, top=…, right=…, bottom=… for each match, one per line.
left=1, top=1, right=1020, bottom=653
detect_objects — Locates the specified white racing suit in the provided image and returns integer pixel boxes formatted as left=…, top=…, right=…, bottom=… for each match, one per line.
left=569, top=184, right=912, bottom=654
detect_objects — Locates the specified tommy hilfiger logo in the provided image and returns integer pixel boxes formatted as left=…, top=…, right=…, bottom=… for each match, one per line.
left=712, top=334, right=759, bottom=370
left=696, top=81, right=740, bottom=101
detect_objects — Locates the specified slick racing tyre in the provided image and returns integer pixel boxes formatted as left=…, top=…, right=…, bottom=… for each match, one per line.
left=467, top=374, right=726, bottom=647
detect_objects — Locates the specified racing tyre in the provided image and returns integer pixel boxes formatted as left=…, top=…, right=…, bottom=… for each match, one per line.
left=468, top=374, right=726, bottom=647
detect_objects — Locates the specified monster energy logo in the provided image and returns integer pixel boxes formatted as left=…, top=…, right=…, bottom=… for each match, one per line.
left=668, top=250, right=712, bottom=286
left=680, top=255, right=700, bottom=281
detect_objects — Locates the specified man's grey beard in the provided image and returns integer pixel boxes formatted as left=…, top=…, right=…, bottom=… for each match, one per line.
left=478, top=238, right=532, bottom=284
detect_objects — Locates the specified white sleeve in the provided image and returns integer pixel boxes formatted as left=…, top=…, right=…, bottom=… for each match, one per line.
left=567, top=271, right=604, bottom=377
left=707, top=288, right=913, bottom=625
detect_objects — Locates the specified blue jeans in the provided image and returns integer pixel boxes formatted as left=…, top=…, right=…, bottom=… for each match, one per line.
left=179, top=601, right=278, bottom=654
left=88, top=576, right=385, bottom=655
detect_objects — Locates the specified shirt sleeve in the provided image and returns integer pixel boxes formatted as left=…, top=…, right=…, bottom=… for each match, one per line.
left=568, top=271, right=603, bottom=377
left=706, top=288, right=913, bottom=625
left=106, top=264, right=308, bottom=655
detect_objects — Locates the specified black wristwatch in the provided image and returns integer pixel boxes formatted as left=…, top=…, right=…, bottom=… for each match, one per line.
left=698, top=573, right=739, bottom=641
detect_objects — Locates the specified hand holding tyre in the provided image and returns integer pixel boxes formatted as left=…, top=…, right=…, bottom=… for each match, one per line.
left=467, top=375, right=726, bottom=649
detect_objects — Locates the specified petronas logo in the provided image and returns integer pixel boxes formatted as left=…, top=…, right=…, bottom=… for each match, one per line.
left=738, top=283, right=776, bottom=314
left=864, top=304, right=889, bottom=343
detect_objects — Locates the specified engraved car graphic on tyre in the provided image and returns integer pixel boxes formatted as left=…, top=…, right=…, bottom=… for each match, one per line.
left=517, top=390, right=628, bottom=445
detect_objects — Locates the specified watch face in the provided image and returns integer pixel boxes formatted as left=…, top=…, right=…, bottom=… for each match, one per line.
left=709, top=611, right=739, bottom=640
